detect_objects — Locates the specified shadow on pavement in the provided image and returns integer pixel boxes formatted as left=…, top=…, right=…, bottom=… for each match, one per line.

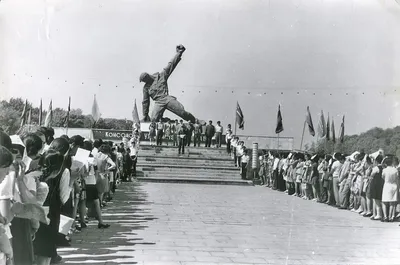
left=59, top=181, right=157, bottom=265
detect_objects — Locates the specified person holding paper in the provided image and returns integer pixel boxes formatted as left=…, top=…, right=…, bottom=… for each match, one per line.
left=69, top=135, right=88, bottom=231
left=95, top=144, right=116, bottom=207
left=33, top=149, right=69, bottom=265
left=82, top=141, right=110, bottom=229
left=12, top=133, right=44, bottom=265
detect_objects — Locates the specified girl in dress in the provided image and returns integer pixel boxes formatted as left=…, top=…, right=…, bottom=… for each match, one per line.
left=369, top=155, right=384, bottom=221
left=294, top=156, right=304, bottom=197
left=33, top=149, right=68, bottom=265
left=361, top=156, right=373, bottom=217
left=82, top=141, right=110, bottom=229
left=0, top=146, right=14, bottom=264
left=381, top=156, right=399, bottom=222
left=302, top=154, right=312, bottom=200
left=95, top=144, right=116, bottom=207
left=148, top=122, right=156, bottom=146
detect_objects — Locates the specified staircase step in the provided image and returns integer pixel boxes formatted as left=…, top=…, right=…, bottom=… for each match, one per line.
left=138, top=155, right=233, bottom=162
left=137, top=160, right=234, bottom=167
left=138, top=164, right=238, bottom=171
left=141, top=172, right=239, bottom=178
left=137, top=176, right=253, bottom=186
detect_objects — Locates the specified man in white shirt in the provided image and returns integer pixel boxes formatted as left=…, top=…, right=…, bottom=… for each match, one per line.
left=241, top=150, right=250, bottom=180
left=130, top=143, right=138, bottom=177
left=225, top=124, right=232, bottom=154
left=214, top=121, right=223, bottom=148
left=330, top=153, right=344, bottom=207
left=156, top=121, right=164, bottom=146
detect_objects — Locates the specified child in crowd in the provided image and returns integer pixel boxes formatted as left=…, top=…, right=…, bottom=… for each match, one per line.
left=241, top=149, right=250, bottom=180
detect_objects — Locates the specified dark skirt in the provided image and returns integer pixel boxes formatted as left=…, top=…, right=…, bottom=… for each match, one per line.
left=86, top=184, right=99, bottom=201
left=310, top=176, right=319, bottom=186
left=33, top=216, right=59, bottom=258
left=11, top=218, right=34, bottom=265
left=370, top=177, right=384, bottom=200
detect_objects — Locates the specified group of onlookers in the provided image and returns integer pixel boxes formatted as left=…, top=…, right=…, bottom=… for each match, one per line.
left=225, top=129, right=251, bottom=180
left=0, top=126, right=142, bottom=265
left=257, top=149, right=400, bottom=223
left=147, top=119, right=226, bottom=154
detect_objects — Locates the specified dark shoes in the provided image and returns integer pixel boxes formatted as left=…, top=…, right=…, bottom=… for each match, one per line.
left=98, top=223, right=110, bottom=229
left=51, top=255, right=62, bottom=264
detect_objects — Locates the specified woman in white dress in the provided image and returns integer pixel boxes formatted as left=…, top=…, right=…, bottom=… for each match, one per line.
left=381, top=156, right=399, bottom=222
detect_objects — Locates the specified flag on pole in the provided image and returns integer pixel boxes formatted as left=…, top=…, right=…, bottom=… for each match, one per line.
left=44, top=100, right=53, bottom=127
left=236, top=102, right=244, bottom=130
left=20, top=100, right=28, bottom=128
left=331, top=119, right=336, bottom=143
left=306, top=106, right=315, bottom=136
left=339, top=115, right=345, bottom=143
left=91, top=95, right=100, bottom=123
left=64, top=97, right=71, bottom=128
left=317, top=110, right=326, bottom=138
left=27, top=108, right=32, bottom=125
left=38, top=99, right=43, bottom=126
left=275, top=104, right=283, bottom=134
left=326, top=114, right=330, bottom=140
left=132, top=99, right=140, bottom=125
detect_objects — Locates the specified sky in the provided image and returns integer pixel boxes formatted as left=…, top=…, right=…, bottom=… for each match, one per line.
left=0, top=0, right=400, bottom=148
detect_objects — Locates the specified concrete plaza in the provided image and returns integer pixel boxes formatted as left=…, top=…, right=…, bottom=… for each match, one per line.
left=60, top=182, right=400, bottom=265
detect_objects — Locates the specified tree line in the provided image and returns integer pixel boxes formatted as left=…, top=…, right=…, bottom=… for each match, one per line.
left=306, top=126, right=400, bottom=158
left=0, top=98, right=134, bottom=134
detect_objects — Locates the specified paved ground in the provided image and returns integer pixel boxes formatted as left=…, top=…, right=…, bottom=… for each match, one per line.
left=60, top=182, right=400, bottom=265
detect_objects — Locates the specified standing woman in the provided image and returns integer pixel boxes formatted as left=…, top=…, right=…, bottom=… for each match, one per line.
left=33, top=149, right=69, bottom=265
left=95, top=144, right=116, bottom=207
left=369, top=155, right=384, bottom=221
left=82, top=141, right=110, bottom=229
left=362, top=156, right=374, bottom=217
left=11, top=133, right=44, bottom=265
left=381, top=156, right=399, bottom=222
left=164, top=121, right=171, bottom=146
left=149, top=122, right=156, bottom=146
left=310, top=155, right=320, bottom=202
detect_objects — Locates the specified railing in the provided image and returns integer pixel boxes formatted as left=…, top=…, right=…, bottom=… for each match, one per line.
left=235, top=135, right=294, bottom=151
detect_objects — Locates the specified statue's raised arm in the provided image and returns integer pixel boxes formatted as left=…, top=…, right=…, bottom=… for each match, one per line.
left=162, top=45, right=186, bottom=80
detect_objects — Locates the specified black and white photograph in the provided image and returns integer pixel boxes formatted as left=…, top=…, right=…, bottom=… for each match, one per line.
left=1, top=0, right=400, bottom=264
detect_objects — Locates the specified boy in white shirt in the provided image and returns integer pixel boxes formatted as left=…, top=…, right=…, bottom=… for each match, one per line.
left=241, top=149, right=250, bottom=180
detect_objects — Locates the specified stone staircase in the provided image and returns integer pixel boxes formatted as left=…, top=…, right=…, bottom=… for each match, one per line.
left=136, top=144, right=253, bottom=186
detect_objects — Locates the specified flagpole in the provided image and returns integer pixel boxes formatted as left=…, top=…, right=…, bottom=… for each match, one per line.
left=277, top=133, right=280, bottom=153
left=300, top=121, right=306, bottom=150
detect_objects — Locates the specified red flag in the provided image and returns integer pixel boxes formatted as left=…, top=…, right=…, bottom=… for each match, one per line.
left=331, top=119, right=336, bottom=143
left=27, top=108, right=32, bottom=125
left=44, top=100, right=53, bottom=127
left=236, top=102, right=244, bottom=130
left=317, top=110, right=326, bottom=138
left=339, top=115, right=345, bottom=143
left=275, top=105, right=283, bottom=134
left=132, top=99, right=140, bottom=125
left=20, top=100, right=28, bottom=128
left=91, top=95, right=100, bottom=122
left=326, top=114, right=330, bottom=140
left=64, top=97, right=71, bottom=128
left=306, top=106, right=315, bottom=136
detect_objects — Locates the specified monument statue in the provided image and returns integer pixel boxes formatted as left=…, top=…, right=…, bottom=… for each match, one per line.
left=139, top=45, right=204, bottom=125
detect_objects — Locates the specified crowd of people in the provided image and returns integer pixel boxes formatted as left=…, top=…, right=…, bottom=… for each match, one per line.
left=0, top=126, right=140, bottom=265
left=254, top=149, right=400, bottom=223
left=147, top=119, right=225, bottom=153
